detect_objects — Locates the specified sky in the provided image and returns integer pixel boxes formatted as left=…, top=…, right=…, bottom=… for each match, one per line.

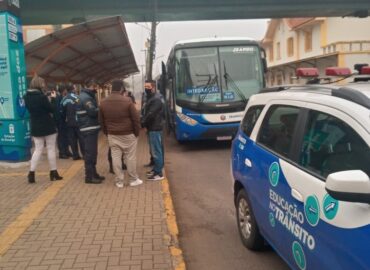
left=124, top=19, right=269, bottom=93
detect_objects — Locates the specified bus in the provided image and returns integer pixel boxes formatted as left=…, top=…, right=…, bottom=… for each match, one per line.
left=160, top=37, right=267, bottom=142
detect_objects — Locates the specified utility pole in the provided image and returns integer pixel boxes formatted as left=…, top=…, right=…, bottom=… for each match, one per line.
left=146, top=21, right=157, bottom=81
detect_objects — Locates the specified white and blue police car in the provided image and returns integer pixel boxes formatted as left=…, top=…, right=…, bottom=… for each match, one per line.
left=231, top=66, right=370, bottom=270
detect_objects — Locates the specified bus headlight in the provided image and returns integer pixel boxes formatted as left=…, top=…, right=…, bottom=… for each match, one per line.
left=177, top=113, right=198, bottom=126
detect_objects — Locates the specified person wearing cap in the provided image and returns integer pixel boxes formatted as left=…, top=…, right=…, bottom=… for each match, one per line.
left=99, top=80, right=142, bottom=188
left=141, top=81, right=165, bottom=181
left=76, top=79, right=105, bottom=184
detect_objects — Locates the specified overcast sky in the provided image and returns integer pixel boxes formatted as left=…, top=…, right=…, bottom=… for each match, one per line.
left=125, top=19, right=269, bottom=91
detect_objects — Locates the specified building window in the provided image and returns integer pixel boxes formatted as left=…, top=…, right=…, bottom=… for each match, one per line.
left=276, top=42, right=281, bottom=60
left=269, top=45, right=274, bottom=62
left=305, top=30, right=313, bottom=52
left=287, top=37, right=294, bottom=57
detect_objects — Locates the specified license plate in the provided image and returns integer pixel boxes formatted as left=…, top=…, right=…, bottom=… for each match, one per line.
left=217, top=136, right=232, bottom=141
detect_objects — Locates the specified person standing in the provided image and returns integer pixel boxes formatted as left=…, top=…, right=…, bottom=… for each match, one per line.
left=127, top=91, right=136, bottom=104
left=24, top=76, right=63, bottom=183
left=61, top=83, right=85, bottom=160
left=55, top=85, right=71, bottom=159
left=141, top=82, right=165, bottom=181
left=99, top=80, right=142, bottom=188
left=76, top=79, right=105, bottom=184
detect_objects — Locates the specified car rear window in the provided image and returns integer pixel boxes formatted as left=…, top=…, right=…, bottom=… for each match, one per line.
left=257, top=105, right=300, bottom=158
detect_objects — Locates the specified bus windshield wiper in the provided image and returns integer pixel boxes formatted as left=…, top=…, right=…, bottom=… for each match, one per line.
left=223, top=61, right=247, bottom=104
left=199, top=64, right=220, bottom=103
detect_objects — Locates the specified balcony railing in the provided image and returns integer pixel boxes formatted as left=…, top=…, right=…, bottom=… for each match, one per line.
left=323, top=40, right=370, bottom=54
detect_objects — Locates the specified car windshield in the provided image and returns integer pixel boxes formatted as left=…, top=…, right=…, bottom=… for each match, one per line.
left=175, top=45, right=263, bottom=104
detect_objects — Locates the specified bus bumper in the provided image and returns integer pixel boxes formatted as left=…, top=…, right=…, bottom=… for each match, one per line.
left=175, top=118, right=239, bottom=141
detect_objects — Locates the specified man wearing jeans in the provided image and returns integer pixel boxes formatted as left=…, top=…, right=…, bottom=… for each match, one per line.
left=141, top=82, right=164, bottom=181
left=99, top=80, right=142, bottom=188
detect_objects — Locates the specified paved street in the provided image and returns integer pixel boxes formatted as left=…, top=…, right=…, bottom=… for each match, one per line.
left=0, top=134, right=174, bottom=270
left=164, top=135, right=289, bottom=270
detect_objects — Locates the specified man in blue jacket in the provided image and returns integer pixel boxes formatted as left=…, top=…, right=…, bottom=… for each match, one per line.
left=61, top=83, right=84, bottom=160
left=77, top=79, right=105, bottom=184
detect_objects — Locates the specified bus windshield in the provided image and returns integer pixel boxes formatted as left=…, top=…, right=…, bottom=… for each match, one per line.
left=175, top=45, right=263, bottom=105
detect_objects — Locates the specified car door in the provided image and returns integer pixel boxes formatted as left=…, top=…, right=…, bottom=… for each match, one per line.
left=240, top=101, right=304, bottom=250
left=277, top=103, right=370, bottom=270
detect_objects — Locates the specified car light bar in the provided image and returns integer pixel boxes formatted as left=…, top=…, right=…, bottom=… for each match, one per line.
left=296, top=68, right=319, bottom=77
left=361, top=66, right=370, bottom=75
left=325, top=67, right=351, bottom=76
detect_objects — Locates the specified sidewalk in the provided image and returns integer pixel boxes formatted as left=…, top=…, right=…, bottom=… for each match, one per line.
left=0, top=132, right=182, bottom=270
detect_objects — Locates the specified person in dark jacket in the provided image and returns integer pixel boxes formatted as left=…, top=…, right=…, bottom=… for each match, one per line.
left=61, top=83, right=85, bottom=160
left=24, top=76, right=63, bottom=183
left=55, top=85, right=71, bottom=159
left=141, top=82, right=165, bottom=181
left=127, top=91, right=136, bottom=104
left=76, top=79, right=105, bottom=184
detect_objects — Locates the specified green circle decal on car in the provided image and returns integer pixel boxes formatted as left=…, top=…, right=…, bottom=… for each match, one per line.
left=269, top=162, right=280, bottom=187
left=292, top=241, right=306, bottom=270
left=323, top=194, right=339, bottom=220
left=305, top=195, right=320, bottom=227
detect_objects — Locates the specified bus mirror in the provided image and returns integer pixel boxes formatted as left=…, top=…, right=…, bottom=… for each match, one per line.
left=160, top=62, right=167, bottom=96
left=260, top=48, right=268, bottom=73
left=161, top=61, right=167, bottom=76
left=262, top=58, right=268, bottom=73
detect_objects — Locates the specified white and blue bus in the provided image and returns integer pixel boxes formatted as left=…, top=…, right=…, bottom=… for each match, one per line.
left=160, top=37, right=267, bottom=142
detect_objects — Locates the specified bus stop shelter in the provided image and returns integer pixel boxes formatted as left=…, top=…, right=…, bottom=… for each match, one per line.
left=25, top=16, right=138, bottom=85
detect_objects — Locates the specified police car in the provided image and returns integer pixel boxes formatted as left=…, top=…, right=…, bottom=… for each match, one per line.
left=231, top=65, right=370, bottom=270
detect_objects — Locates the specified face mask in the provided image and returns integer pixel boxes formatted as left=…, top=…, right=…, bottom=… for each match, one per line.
left=145, top=89, right=152, bottom=95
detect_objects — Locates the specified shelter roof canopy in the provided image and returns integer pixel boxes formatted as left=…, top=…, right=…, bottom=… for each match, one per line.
left=25, top=16, right=138, bottom=85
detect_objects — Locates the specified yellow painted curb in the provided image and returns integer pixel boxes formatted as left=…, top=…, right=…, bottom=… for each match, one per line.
left=162, top=173, right=186, bottom=270
left=0, top=161, right=83, bottom=256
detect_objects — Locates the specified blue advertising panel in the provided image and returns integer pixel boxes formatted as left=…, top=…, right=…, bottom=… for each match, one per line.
left=0, top=11, right=31, bottom=161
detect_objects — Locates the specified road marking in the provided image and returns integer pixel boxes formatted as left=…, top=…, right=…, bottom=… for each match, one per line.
left=0, top=170, right=65, bottom=178
left=0, top=161, right=83, bottom=256
left=162, top=172, right=186, bottom=270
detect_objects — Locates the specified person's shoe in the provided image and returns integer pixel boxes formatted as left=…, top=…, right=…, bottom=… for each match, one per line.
left=116, top=182, right=124, bottom=188
left=146, top=169, right=155, bottom=176
left=85, top=178, right=102, bottom=184
left=73, top=156, right=82, bottom=160
left=50, top=170, right=63, bottom=181
left=147, top=174, right=164, bottom=181
left=93, top=173, right=105, bottom=181
left=28, top=171, right=35, bottom=184
left=130, top=179, right=143, bottom=187
left=59, top=154, right=69, bottom=159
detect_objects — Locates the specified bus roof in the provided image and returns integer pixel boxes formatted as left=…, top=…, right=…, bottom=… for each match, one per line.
left=173, top=37, right=260, bottom=49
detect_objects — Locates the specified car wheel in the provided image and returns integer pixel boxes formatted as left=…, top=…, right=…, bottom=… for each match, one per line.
left=236, top=189, right=264, bottom=250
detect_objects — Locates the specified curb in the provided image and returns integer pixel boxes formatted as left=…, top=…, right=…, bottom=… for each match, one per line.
left=162, top=171, right=186, bottom=270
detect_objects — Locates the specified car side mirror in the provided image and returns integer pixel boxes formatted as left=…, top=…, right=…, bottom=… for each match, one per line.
left=325, top=170, right=370, bottom=204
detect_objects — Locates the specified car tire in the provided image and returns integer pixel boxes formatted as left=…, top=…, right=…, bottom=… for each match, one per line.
left=236, top=189, right=264, bottom=250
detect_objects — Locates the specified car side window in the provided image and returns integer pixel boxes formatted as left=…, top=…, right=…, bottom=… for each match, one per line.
left=299, top=110, right=370, bottom=179
left=257, top=105, right=300, bottom=158
left=241, top=105, right=264, bottom=137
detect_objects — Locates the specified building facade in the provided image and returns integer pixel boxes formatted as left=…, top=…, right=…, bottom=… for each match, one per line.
left=262, top=17, right=370, bottom=86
